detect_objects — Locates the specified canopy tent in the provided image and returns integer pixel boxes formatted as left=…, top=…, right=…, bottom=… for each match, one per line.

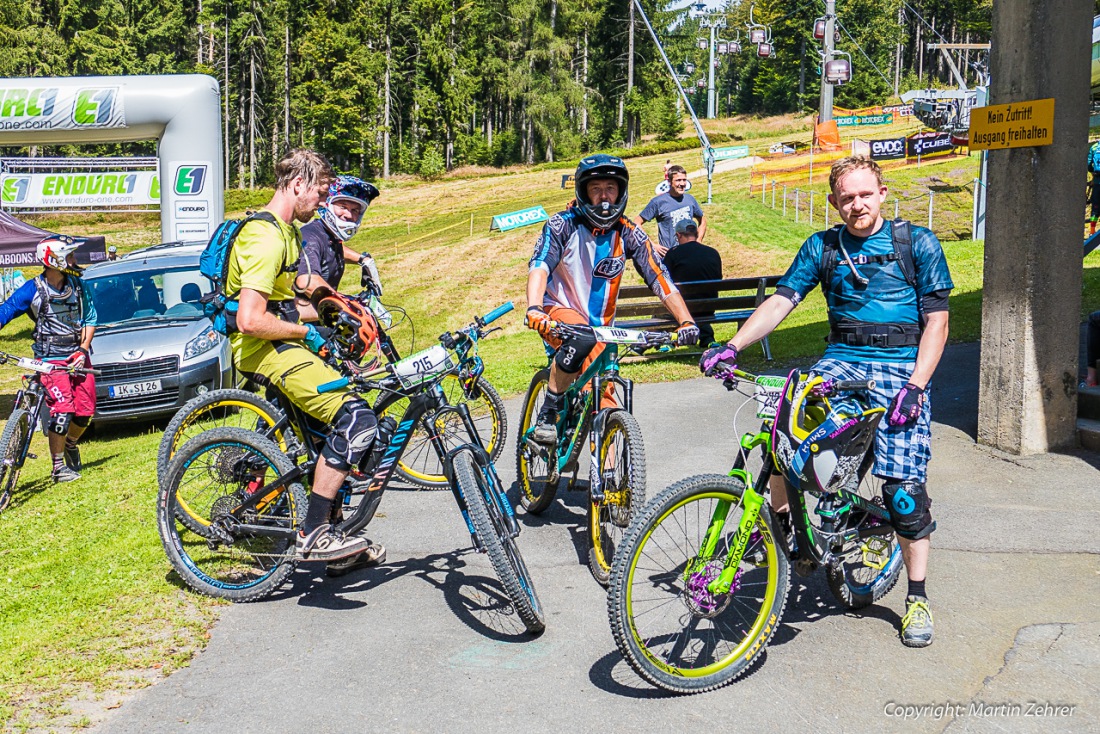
left=0, top=209, right=106, bottom=269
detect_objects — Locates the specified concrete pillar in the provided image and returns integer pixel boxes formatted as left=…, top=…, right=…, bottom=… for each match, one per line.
left=977, top=0, right=1091, bottom=453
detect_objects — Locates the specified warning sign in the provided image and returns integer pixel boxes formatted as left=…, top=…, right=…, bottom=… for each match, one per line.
left=968, top=98, right=1054, bottom=151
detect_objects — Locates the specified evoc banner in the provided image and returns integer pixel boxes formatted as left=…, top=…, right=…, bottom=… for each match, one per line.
left=907, top=131, right=955, bottom=157
left=869, top=137, right=906, bottom=161
left=490, top=205, right=548, bottom=232
left=1, top=171, right=159, bottom=208
left=0, top=82, right=125, bottom=131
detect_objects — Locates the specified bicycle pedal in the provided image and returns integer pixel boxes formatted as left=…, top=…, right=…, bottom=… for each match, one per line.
left=860, top=538, right=891, bottom=570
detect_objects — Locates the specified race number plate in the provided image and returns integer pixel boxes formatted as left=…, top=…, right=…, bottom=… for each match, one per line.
left=592, top=326, right=648, bottom=346
left=108, top=379, right=163, bottom=398
left=16, top=357, right=54, bottom=374
left=753, top=375, right=787, bottom=419
left=392, top=345, right=455, bottom=386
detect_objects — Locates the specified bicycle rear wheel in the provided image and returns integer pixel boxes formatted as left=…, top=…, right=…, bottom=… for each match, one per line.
left=158, top=427, right=306, bottom=602
left=381, top=375, right=507, bottom=489
left=0, top=409, right=30, bottom=513
left=158, top=388, right=287, bottom=483
left=608, top=474, right=790, bottom=694
left=822, top=477, right=903, bottom=609
left=453, top=448, right=545, bottom=634
left=588, top=410, right=646, bottom=586
left=515, top=368, right=557, bottom=514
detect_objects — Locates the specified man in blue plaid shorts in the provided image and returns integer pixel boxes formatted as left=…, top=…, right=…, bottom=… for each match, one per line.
left=699, top=155, right=952, bottom=648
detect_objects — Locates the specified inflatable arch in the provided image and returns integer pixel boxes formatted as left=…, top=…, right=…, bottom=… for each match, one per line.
left=0, top=74, right=224, bottom=243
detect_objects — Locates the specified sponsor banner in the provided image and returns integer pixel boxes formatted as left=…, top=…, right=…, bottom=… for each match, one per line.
left=883, top=104, right=913, bottom=117
left=1, top=171, right=159, bottom=208
left=869, top=137, right=907, bottom=161
left=490, top=205, right=548, bottom=232
left=836, top=113, right=894, bottom=127
left=907, top=131, right=955, bottom=156
left=834, top=105, right=884, bottom=117
left=0, top=82, right=125, bottom=132
left=709, top=144, right=750, bottom=161
left=175, top=200, right=210, bottom=219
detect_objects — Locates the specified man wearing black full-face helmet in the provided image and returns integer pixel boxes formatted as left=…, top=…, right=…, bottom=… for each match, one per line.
left=524, top=154, right=699, bottom=445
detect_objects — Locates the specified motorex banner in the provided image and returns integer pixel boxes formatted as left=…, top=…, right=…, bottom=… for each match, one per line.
left=0, top=75, right=224, bottom=243
left=490, top=205, right=549, bottom=232
left=1, top=171, right=160, bottom=208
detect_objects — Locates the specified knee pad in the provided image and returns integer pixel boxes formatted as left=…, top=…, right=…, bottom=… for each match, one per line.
left=49, top=412, right=73, bottom=436
left=882, top=480, right=936, bottom=540
left=555, top=330, right=597, bottom=374
left=321, top=398, right=378, bottom=471
left=71, top=415, right=92, bottom=428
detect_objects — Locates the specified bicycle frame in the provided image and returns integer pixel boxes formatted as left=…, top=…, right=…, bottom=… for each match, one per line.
left=694, top=410, right=897, bottom=596
left=538, top=344, right=634, bottom=486
left=5, top=378, right=46, bottom=470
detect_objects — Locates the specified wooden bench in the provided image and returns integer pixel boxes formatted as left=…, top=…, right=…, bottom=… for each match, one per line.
left=614, top=275, right=783, bottom=359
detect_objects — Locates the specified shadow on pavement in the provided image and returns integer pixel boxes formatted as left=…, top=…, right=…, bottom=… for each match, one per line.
left=289, top=549, right=538, bottom=642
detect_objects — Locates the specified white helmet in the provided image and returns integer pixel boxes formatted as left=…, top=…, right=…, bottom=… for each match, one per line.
left=319, top=175, right=379, bottom=242
left=36, top=235, right=83, bottom=276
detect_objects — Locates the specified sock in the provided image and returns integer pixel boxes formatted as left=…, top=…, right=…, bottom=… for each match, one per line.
left=303, top=494, right=335, bottom=535
left=52, top=453, right=64, bottom=472
left=65, top=437, right=78, bottom=450
left=908, top=578, right=927, bottom=599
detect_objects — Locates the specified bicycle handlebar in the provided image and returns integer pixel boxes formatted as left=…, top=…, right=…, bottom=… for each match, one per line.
left=317, top=377, right=350, bottom=394
left=481, top=301, right=514, bottom=326
left=832, top=379, right=876, bottom=393
left=0, top=351, right=101, bottom=376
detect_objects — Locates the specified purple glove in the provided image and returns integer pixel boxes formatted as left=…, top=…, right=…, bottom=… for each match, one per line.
left=699, top=344, right=739, bottom=377
left=887, top=383, right=925, bottom=427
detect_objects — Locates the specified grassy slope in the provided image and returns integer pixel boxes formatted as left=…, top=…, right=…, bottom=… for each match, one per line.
left=4, top=116, right=1100, bottom=728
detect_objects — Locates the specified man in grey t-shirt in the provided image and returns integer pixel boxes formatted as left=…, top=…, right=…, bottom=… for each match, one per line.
left=634, top=165, right=707, bottom=256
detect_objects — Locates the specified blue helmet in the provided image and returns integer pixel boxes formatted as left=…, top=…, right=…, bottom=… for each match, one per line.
left=320, top=175, right=380, bottom=241
left=574, top=154, right=629, bottom=230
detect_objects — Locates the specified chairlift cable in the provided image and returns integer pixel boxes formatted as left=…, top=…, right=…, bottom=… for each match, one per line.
left=835, top=19, right=896, bottom=89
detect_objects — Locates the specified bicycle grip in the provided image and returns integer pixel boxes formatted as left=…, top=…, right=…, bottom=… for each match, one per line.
left=834, top=379, right=875, bottom=392
left=481, top=301, right=514, bottom=325
left=317, top=377, right=350, bottom=394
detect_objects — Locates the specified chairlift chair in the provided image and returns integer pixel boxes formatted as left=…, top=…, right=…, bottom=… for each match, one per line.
left=684, top=62, right=696, bottom=74
left=718, top=42, right=728, bottom=54
left=814, top=18, right=826, bottom=40
left=823, top=54, right=853, bottom=85
left=757, top=42, right=773, bottom=58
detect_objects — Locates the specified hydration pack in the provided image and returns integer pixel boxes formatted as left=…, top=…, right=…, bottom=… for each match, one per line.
left=820, top=219, right=916, bottom=293
left=198, top=211, right=278, bottom=335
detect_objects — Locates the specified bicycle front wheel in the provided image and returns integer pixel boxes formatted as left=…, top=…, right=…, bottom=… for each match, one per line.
left=514, top=368, right=557, bottom=514
left=0, top=409, right=30, bottom=513
left=382, top=375, right=507, bottom=489
left=158, top=426, right=307, bottom=602
left=588, top=410, right=646, bottom=586
left=453, top=448, right=545, bottom=634
left=608, top=474, right=790, bottom=694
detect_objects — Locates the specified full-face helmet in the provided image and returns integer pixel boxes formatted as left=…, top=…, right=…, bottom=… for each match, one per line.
left=574, top=154, right=629, bottom=230
left=310, top=286, right=381, bottom=366
left=36, top=235, right=83, bottom=276
left=319, top=175, right=380, bottom=242
left=769, top=369, right=883, bottom=494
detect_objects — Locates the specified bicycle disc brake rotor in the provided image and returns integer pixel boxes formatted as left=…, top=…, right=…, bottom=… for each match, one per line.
left=682, top=560, right=739, bottom=618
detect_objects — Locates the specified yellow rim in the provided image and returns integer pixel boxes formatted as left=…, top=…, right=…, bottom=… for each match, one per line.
left=517, top=375, right=547, bottom=502
left=174, top=399, right=285, bottom=527
left=590, top=420, right=630, bottom=574
left=625, top=491, right=780, bottom=678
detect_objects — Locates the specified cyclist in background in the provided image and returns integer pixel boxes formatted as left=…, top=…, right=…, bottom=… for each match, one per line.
left=0, top=236, right=97, bottom=483
left=225, top=149, right=384, bottom=567
left=524, top=154, right=699, bottom=446
left=295, top=175, right=383, bottom=321
left=700, top=155, right=952, bottom=649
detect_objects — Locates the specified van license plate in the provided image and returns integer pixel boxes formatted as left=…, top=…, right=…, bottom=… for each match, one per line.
left=109, top=379, right=163, bottom=398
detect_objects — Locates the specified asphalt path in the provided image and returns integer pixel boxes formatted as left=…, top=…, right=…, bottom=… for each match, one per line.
left=99, top=344, right=1100, bottom=733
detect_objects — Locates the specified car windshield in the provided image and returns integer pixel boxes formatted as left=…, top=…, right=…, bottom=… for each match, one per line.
left=85, top=264, right=211, bottom=326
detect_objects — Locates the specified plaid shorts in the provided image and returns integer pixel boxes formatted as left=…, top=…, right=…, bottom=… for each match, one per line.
left=810, top=358, right=931, bottom=483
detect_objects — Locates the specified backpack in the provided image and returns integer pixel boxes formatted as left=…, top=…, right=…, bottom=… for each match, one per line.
left=1089, top=142, right=1100, bottom=174
left=199, top=211, right=278, bottom=335
left=820, top=218, right=916, bottom=294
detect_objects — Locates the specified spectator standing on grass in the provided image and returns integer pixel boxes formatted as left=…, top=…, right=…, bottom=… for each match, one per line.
left=1088, top=140, right=1100, bottom=236
left=634, top=165, right=706, bottom=257
left=663, top=219, right=723, bottom=347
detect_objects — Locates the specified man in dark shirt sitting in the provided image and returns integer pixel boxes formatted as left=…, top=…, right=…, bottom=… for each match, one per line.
left=663, top=219, right=723, bottom=346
